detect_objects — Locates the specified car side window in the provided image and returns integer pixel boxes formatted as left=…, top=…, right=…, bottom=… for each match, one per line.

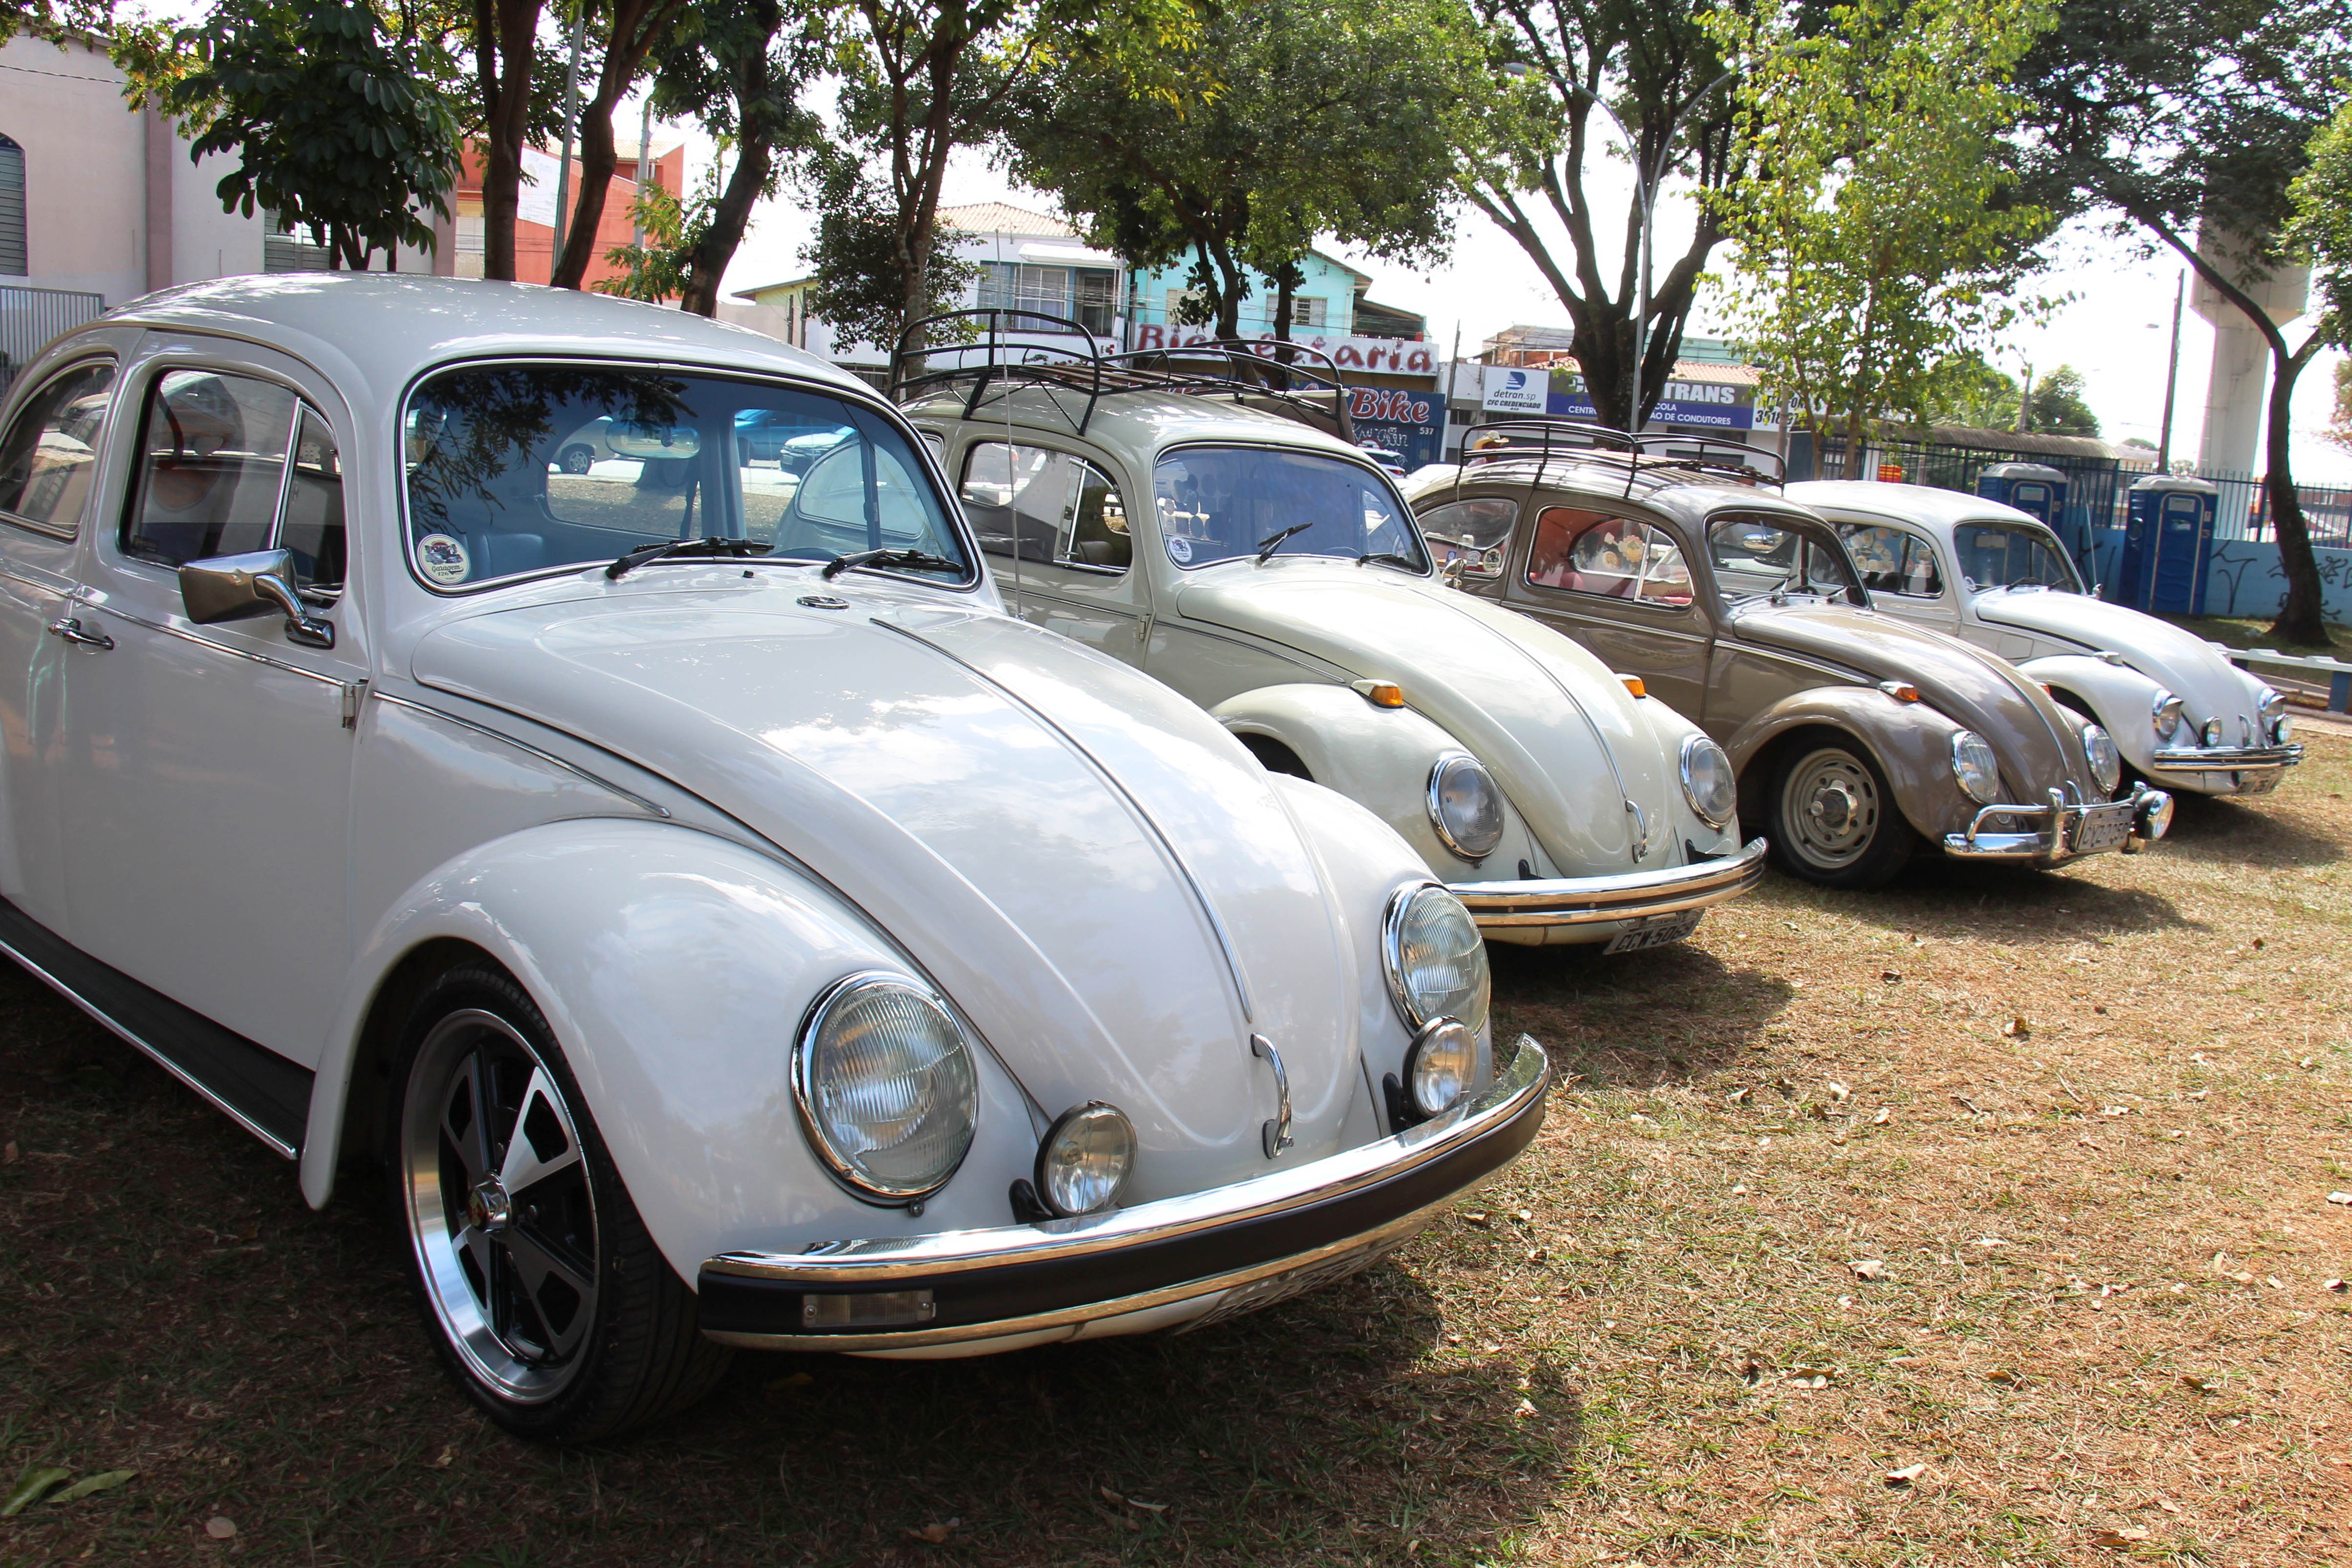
left=1523, top=506, right=1691, bottom=608
left=1419, top=496, right=1517, bottom=551
left=0, top=360, right=116, bottom=536
left=122, top=370, right=298, bottom=570
left=960, top=440, right=1131, bottom=572
left=1838, top=524, right=1941, bottom=597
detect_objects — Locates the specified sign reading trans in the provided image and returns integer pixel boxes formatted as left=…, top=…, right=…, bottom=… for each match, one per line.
left=1546, top=371, right=1756, bottom=431
left=1482, top=366, right=1551, bottom=414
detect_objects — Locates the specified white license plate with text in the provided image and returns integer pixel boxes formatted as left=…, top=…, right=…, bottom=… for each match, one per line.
left=1603, top=910, right=1703, bottom=954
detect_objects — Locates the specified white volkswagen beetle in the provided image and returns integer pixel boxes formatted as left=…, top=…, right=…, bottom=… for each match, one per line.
left=1791, top=482, right=2303, bottom=797
left=0, top=276, right=1548, bottom=1441
left=898, top=318, right=1766, bottom=954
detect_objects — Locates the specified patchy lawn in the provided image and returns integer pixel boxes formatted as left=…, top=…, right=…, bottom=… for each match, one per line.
left=2154, top=612, right=2352, bottom=661
left=3, top=739, right=2348, bottom=1566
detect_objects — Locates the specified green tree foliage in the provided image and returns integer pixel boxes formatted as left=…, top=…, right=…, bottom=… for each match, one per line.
left=2026, top=362, right=2099, bottom=435
left=0, top=0, right=110, bottom=46
left=547, top=0, right=702, bottom=291
left=593, top=176, right=699, bottom=301
left=116, top=0, right=464, bottom=270
left=1706, top=0, right=2055, bottom=477
left=2327, top=358, right=2352, bottom=454
left=2286, top=100, right=2352, bottom=458
left=2012, top=0, right=2352, bottom=641
left=1001, top=0, right=1476, bottom=344
left=1921, top=351, right=2022, bottom=429
left=799, top=143, right=979, bottom=354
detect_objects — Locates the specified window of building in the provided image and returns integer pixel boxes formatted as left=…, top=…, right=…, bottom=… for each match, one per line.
left=977, top=262, right=1071, bottom=321
left=263, top=212, right=332, bottom=274
left=454, top=212, right=486, bottom=280
left=1287, top=296, right=1327, bottom=329
left=0, top=133, right=25, bottom=276
left=1074, top=269, right=1116, bottom=336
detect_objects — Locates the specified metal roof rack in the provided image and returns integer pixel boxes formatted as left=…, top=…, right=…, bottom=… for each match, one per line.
left=890, top=309, right=1355, bottom=441
left=1457, top=416, right=1784, bottom=501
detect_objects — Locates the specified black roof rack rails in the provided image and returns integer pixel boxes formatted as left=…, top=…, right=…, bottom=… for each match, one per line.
left=889, top=309, right=1355, bottom=441
left=1455, top=415, right=1783, bottom=502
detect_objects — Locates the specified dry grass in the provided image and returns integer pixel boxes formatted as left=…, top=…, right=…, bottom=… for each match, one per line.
left=2, top=738, right=2348, bottom=1566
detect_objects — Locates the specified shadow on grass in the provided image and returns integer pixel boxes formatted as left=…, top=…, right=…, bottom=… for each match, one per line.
left=0, top=959, right=1584, bottom=1567
left=2157, top=786, right=2344, bottom=869
left=1489, top=937, right=1795, bottom=1090
left=1833, top=854, right=2207, bottom=943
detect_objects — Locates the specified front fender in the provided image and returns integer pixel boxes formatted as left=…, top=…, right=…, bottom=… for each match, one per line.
left=302, top=819, right=1042, bottom=1288
left=2018, top=654, right=2160, bottom=771
left=1724, top=687, right=1972, bottom=841
left=1211, top=682, right=1551, bottom=879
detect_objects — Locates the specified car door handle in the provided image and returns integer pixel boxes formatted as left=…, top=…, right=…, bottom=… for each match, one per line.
left=47, top=614, right=113, bottom=651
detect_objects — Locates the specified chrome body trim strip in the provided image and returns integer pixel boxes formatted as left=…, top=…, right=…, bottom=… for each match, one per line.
left=870, top=615, right=1256, bottom=1024
left=2146, top=742, right=2304, bottom=772
left=1446, top=837, right=1766, bottom=928
left=368, top=690, right=675, bottom=819
left=703, top=1035, right=1548, bottom=1298
left=95, top=604, right=345, bottom=687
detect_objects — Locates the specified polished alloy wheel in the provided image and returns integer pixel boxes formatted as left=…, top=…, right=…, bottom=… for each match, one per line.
left=1780, top=746, right=1883, bottom=872
left=401, top=1009, right=599, bottom=1404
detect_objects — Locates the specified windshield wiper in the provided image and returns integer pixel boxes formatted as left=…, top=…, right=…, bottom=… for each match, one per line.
left=1356, top=550, right=1422, bottom=572
left=607, top=536, right=770, bottom=580
left=1256, top=522, right=1314, bottom=565
left=821, top=547, right=966, bottom=581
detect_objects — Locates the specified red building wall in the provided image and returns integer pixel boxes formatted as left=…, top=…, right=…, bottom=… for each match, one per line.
left=452, top=142, right=685, bottom=290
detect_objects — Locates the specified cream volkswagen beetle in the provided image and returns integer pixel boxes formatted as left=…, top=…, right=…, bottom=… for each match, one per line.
left=0, top=276, right=1548, bottom=1441
left=897, top=317, right=1766, bottom=953
left=1792, top=481, right=2303, bottom=797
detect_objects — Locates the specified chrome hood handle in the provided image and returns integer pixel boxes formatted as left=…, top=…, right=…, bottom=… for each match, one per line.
left=1252, top=1034, right=1293, bottom=1159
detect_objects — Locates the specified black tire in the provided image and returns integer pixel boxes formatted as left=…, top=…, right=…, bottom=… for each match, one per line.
left=387, top=962, right=729, bottom=1442
left=1768, top=738, right=1914, bottom=890
left=558, top=444, right=594, bottom=475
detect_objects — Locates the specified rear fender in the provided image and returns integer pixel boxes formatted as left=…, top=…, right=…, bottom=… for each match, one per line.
left=303, top=819, right=1042, bottom=1286
left=1211, top=682, right=1551, bottom=878
left=1725, top=688, right=1970, bottom=841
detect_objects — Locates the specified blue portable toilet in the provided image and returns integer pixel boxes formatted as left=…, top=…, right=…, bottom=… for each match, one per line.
left=1976, top=461, right=2082, bottom=580
left=2115, top=474, right=2219, bottom=613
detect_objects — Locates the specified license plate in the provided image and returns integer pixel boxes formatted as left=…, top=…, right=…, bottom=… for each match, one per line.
left=2238, top=770, right=2282, bottom=795
left=1603, top=910, right=1703, bottom=954
left=2071, top=803, right=2135, bottom=855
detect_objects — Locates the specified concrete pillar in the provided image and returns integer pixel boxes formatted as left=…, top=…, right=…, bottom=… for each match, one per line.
left=2189, top=225, right=2308, bottom=476
left=143, top=106, right=173, bottom=293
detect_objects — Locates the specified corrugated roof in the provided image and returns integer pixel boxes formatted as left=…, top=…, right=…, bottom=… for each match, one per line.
left=1924, top=424, right=2124, bottom=460
left=935, top=202, right=1079, bottom=237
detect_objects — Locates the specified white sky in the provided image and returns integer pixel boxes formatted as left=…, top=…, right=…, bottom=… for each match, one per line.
left=678, top=116, right=2352, bottom=487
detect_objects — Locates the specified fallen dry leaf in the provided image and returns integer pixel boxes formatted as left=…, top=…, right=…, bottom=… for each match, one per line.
left=1827, top=1081, right=1850, bottom=1101
left=2328, top=1192, right=2352, bottom=1207
left=1512, top=1398, right=1538, bottom=1418
left=205, top=1517, right=237, bottom=1540
left=46, top=1469, right=135, bottom=1506
left=2092, top=1527, right=2151, bottom=1548
left=1884, top=1463, right=1926, bottom=1486
left=2002, top=1017, right=2029, bottom=1038
left=2155, top=1496, right=2180, bottom=1514
left=1985, top=1367, right=2023, bottom=1385
left=904, top=1518, right=960, bottom=1545
left=1881, top=970, right=1902, bottom=982
left=1871, top=1108, right=1890, bottom=1126
left=429, top=1447, right=453, bottom=1469
left=2327, top=1279, right=2347, bottom=1293
left=2181, top=1374, right=2218, bottom=1393
left=1851, top=1259, right=1886, bottom=1280
left=1461, top=1211, right=1490, bottom=1228
left=1, top=1141, right=16, bottom=1165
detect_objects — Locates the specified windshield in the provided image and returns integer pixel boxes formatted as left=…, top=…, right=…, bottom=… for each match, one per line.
left=1705, top=514, right=1860, bottom=606
left=402, top=365, right=967, bottom=589
left=1153, top=445, right=1427, bottom=571
left=1953, top=520, right=2083, bottom=593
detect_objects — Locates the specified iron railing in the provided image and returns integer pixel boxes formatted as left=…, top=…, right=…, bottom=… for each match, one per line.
left=0, top=285, right=107, bottom=398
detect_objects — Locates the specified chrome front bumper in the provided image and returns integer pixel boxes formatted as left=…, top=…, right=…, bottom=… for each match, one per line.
left=1942, top=782, right=2171, bottom=862
left=1447, top=837, right=1768, bottom=931
left=696, top=1035, right=1552, bottom=1354
left=2146, top=741, right=2304, bottom=777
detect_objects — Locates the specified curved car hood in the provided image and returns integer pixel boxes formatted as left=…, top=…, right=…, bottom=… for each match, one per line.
left=1175, top=563, right=1674, bottom=870
left=409, top=585, right=1359, bottom=1199
left=1973, top=588, right=2255, bottom=721
left=1730, top=602, right=2092, bottom=795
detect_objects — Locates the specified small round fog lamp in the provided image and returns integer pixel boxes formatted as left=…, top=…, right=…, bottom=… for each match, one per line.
left=1036, top=1102, right=1136, bottom=1217
left=1405, top=1018, right=1478, bottom=1120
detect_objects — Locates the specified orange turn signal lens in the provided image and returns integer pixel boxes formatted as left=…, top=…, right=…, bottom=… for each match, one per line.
left=1353, top=679, right=1405, bottom=709
left=1878, top=680, right=1920, bottom=703
left=1620, top=675, right=1646, bottom=699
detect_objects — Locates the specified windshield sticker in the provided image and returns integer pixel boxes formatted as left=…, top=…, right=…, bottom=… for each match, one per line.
left=415, top=532, right=470, bottom=586
left=1166, top=534, right=1193, bottom=564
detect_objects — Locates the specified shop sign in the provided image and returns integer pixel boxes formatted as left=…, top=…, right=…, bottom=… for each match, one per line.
left=1544, top=371, right=1755, bottom=431
left=1347, top=387, right=1443, bottom=470
left=1482, top=366, right=1550, bottom=414
left=1128, top=325, right=1439, bottom=376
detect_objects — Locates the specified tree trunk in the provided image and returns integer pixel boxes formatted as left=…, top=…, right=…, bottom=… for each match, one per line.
left=477, top=0, right=542, bottom=282
left=1843, top=407, right=1868, bottom=481
left=552, top=0, right=691, bottom=291
left=2267, top=341, right=2328, bottom=646
left=678, top=135, right=773, bottom=318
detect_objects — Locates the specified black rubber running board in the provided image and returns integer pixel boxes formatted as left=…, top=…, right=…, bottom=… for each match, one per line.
left=0, top=897, right=312, bottom=1158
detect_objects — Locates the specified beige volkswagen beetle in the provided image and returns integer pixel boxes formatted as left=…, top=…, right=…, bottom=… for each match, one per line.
left=894, top=315, right=1765, bottom=954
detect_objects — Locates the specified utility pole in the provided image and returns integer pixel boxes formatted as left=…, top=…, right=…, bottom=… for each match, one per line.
left=1442, top=319, right=1463, bottom=460
left=549, top=2, right=588, bottom=271
left=2015, top=363, right=2034, bottom=434
left=2155, top=271, right=2184, bottom=474
left=633, top=98, right=654, bottom=250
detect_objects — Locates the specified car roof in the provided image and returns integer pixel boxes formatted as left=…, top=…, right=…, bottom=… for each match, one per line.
left=95, top=274, right=872, bottom=406
left=1788, top=480, right=2042, bottom=533
left=1405, top=458, right=1820, bottom=528
left=903, top=382, right=1372, bottom=466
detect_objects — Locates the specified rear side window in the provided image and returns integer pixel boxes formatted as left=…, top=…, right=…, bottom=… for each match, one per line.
left=1524, top=506, right=1692, bottom=607
left=1838, top=523, right=1942, bottom=597
left=0, top=360, right=115, bottom=536
left=960, top=441, right=1131, bottom=571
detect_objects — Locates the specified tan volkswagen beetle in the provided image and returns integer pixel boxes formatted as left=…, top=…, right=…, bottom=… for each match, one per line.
left=1404, top=423, right=2173, bottom=890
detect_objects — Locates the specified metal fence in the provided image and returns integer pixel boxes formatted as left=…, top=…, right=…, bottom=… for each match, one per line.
left=0, top=285, right=107, bottom=398
left=2151, top=466, right=2352, bottom=548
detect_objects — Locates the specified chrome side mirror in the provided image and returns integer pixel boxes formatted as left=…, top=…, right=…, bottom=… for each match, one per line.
left=179, top=549, right=335, bottom=650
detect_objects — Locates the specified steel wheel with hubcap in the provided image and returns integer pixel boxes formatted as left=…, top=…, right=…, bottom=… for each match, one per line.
left=391, top=963, right=728, bottom=1441
left=1770, top=740, right=1913, bottom=889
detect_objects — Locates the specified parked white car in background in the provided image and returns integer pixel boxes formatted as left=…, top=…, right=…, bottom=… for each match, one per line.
left=0, top=276, right=1548, bottom=1441
left=1792, top=481, right=2303, bottom=798
left=900, top=315, right=1766, bottom=954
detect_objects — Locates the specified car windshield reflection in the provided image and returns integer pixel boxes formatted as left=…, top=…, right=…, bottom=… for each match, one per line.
left=1705, top=514, right=1860, bottom=607
left=1153, top=445, right=1428, bottom=572
left=402, top=365, right=967, bottom=589
left=1954, top=521, right=2083, bottom=593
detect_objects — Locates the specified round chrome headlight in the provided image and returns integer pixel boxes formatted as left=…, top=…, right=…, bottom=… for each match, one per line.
left=1678, top=732, right=1737, bottom=828
left=1949, top=731, right=2000, bottom=805
left=2258, top=685, right=2286, bottom=722
left=1382, top=883, right=1490, bottom=1036
left=2150, top=688, right=2183, bottom=739
left=2080, top=721, right=2121, bottom=795
left=794, top=973, right=977, bottom=1202
left=2272, top=712, right=2294, bottom=745
left=2202, top=719, right=2223, bottom=747
left=1404, top=1017, right=1478, bottom=1120
left=1035, top=1102, right=1134, bottom=1217
left=1427, top=751, right=1505, bottom=861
